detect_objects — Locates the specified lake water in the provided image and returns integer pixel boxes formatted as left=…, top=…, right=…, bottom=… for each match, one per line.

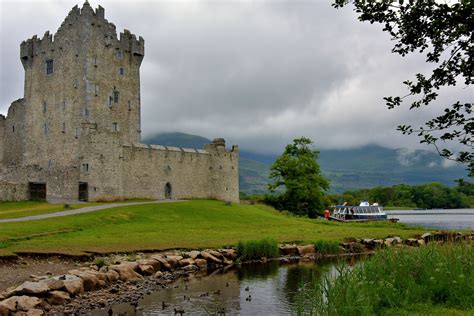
left=96, top=257, right=359, bottom=316
left=385, top=208, right=474, bottom=230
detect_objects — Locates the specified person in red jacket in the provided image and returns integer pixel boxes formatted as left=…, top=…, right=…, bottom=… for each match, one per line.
left=324, top=209, right=330, bottom=220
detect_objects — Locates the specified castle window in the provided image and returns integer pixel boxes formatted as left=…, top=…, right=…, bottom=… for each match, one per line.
left=113, top=90, right=119, bottom=103
left=128, top=100, right=132, bottom=111
left=75, top=127, right=81, bottom=138
left=108, top=96, right=113, bottom=107
left=95, top=84, right=99, bottom=96
left=43, top=101, right=47, bottom=113
left=119, top=67, right=124, bottom=76
left=12, top=125, right=15, bottom=133
left=63, top=101, right=66, bottom=111
left=62, top=122, right=66, bottom=133
left=112, top=122, right=119, bottom=132
left=74, top=79, right=78, bottom=89
left=43, top=123, right=48, bottom=135
left=84, top=108, right=89, bottom=117
left=117, top=51, right=123, bottom=59
left=45, top=59, right=54, bottom=75
left=82, top=163, right=89, bottom=172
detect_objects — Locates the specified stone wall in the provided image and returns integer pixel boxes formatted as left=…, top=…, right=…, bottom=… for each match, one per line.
left=0, top=180, right=28, bottom=201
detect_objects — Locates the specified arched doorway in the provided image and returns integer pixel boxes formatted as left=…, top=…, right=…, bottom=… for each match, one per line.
left=164, top=182, right=172, bottom=199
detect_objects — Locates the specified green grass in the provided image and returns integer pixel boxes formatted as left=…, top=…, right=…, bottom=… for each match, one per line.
left=236, top=238, right=279, bottom=261
left=297, top=243, right=474, bottom=315
left=314, top=240, right=341, bottom=254
left=0, top=200, right=425, bottom=256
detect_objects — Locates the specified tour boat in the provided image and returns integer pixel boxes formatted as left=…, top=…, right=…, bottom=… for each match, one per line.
left=330, top=201, right=388, bottom=222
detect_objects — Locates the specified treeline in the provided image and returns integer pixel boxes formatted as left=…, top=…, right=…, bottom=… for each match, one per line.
left=327, top=182, right=474, bottom=209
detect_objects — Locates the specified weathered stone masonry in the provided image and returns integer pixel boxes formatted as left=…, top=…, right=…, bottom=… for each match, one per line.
left=0, top=2, right=239, bottom=203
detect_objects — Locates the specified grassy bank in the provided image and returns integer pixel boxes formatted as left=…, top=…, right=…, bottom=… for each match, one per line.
left=297, top=243, right=474, bottom=315
left=0, top=200, right=425, bottom=256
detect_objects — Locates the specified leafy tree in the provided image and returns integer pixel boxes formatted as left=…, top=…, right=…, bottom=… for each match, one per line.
left=334, top=0, right=473, bottom=176
left=268, top=137, right=329, bottom=217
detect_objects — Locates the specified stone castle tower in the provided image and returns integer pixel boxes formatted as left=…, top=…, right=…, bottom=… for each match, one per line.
left=0, top=2, right=239, bottom=203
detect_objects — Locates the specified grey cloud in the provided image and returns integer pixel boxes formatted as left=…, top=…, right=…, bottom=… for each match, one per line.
left=1, top=0, right=471, bottom=155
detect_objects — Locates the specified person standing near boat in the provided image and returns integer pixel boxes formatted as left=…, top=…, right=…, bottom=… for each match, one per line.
left=324, top=209, right=330, bottom=220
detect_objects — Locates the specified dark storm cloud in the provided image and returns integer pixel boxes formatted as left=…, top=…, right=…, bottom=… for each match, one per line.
left=1, top=0, right=471, bottom=154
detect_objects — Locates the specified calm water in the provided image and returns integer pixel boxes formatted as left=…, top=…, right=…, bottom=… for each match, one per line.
left=385, top=208, right=474, bottom=230
left=95, top=257, right=359, bottom=316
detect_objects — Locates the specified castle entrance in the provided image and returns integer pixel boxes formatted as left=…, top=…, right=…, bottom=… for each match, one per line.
left=78, top=182, right=88, bottom=202
left=29, top=182, right=46, bottom=201
left=164, top=182, right=172, bottom=199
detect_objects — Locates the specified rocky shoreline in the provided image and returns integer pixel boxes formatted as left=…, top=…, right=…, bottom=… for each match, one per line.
left=0, top=231, right=471, bottom=315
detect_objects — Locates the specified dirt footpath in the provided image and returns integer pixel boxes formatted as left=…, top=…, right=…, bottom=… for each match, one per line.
left=0, top=256, right=85, bottom=291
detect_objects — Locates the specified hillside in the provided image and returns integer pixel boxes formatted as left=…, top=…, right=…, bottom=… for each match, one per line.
left=143, top=132, right=468, bottom=194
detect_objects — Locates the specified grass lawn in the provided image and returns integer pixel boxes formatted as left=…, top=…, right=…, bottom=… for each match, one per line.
left=0, top=200, right=426, bottom=256
left=0, top=199, right=154, bottom=220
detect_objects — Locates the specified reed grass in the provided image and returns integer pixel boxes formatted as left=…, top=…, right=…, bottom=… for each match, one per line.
left=297, top=243, right=474, bottom=315
left=236, top=238, right=279, bottom=261
left=314, top=240, right=341, bottom=254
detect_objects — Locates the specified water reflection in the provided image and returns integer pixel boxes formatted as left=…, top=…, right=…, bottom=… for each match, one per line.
left=94, top=257, right=360, bottom=315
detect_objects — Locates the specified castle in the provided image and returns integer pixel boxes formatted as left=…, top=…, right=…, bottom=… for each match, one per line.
left=0, top=2, right=239, bottom=203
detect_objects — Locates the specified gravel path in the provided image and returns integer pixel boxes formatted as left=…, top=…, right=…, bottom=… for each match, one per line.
left=0, top=200, right=183, bottom=223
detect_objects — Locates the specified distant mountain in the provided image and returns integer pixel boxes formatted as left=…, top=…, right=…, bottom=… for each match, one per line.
left=143, top=132, right=468, bottom=194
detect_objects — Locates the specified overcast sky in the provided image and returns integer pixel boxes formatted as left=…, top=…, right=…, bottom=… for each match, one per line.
left=0, top=0, right=471, bottom=154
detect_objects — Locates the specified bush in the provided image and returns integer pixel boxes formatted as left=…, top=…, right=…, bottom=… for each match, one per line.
left=297, top=243, right=474, bottom=315
left=314, top=240, right=341, bottom=254
left=236, top=238, right=279, bottom=261
left=94, top=258, right=106, bottom=269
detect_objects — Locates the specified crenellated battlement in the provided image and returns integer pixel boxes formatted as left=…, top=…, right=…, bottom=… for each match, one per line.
left=20, top=1, right=144, bottom=68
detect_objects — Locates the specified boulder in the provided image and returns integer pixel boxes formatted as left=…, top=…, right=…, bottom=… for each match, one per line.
left=421, top=232, right=433, bottom=242
left=39, top=279, right=63, bottom=291
left=186, top=251, right=201, bottom=260
left=384, top=238, right=395, bottom=247
left=417, top=239, right=426, bottom=246
left=0, top=296, right=42, bottom=312
left=405, top=238, right=419, bottom=247
left=220, top=249, right=237, bottom=260
left=47, top=291, right=70, bottom=305
left=68, top=270, right=99, bottom=291
left=179, top=258, right=195, bottom=267
left=153, top=257, right=172, bottom=271
left=194, top=259, right=208, bottom=269
left=110, top=263, right=144, bottom=282
left=200, top=252, right=222, bottom=265
left=105, top=270, right=119, bottom=283
left=154, top=271, right=163, bottom=278
left=373, top=240, right=384, bottom=248
left=61, top=275, right=84, bottom=296
left=138, top=265, right=155, bottom=276
left=138, top=259, right=161, bottom=271
left=393, top=236, right=402, bottom=244
left=24, top=308, right=44, bottom=316
left=279, top=244, right=299, bottom=256
left=208, top=250, right=225, bottom=261
left=183, top=265, right=198, bottom=272
left=297, top=245, right=316, bottom=255
left=165, top=256, right=182, bottom=268
left=13, top=282, right=49, bottom=296
left=0, top=304, right=10, bottom=315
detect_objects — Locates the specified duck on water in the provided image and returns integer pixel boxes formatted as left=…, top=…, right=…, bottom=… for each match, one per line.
left=329, top=201, right=397, bottom=222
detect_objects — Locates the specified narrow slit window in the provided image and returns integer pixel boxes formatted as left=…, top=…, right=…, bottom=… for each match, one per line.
left=112, top=122, right=119, bottom=132
left=109, top=96, right=113, bottom=106
left=62, top=122, right=66, bottom=133
left=45, top=59, right=54, bottom=75
left=43, top=101, right=47, bottom=113
left=12, top=125, right=15, bottom=133
left=43, top=123, right=48, bottom=135
left=82, top=163, right=89, bottom=172
left=113, top=90, right=119, bottom=103
left=117, top=51, right=123, bottom=59
left=75, top=127, right=81, bottom=138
